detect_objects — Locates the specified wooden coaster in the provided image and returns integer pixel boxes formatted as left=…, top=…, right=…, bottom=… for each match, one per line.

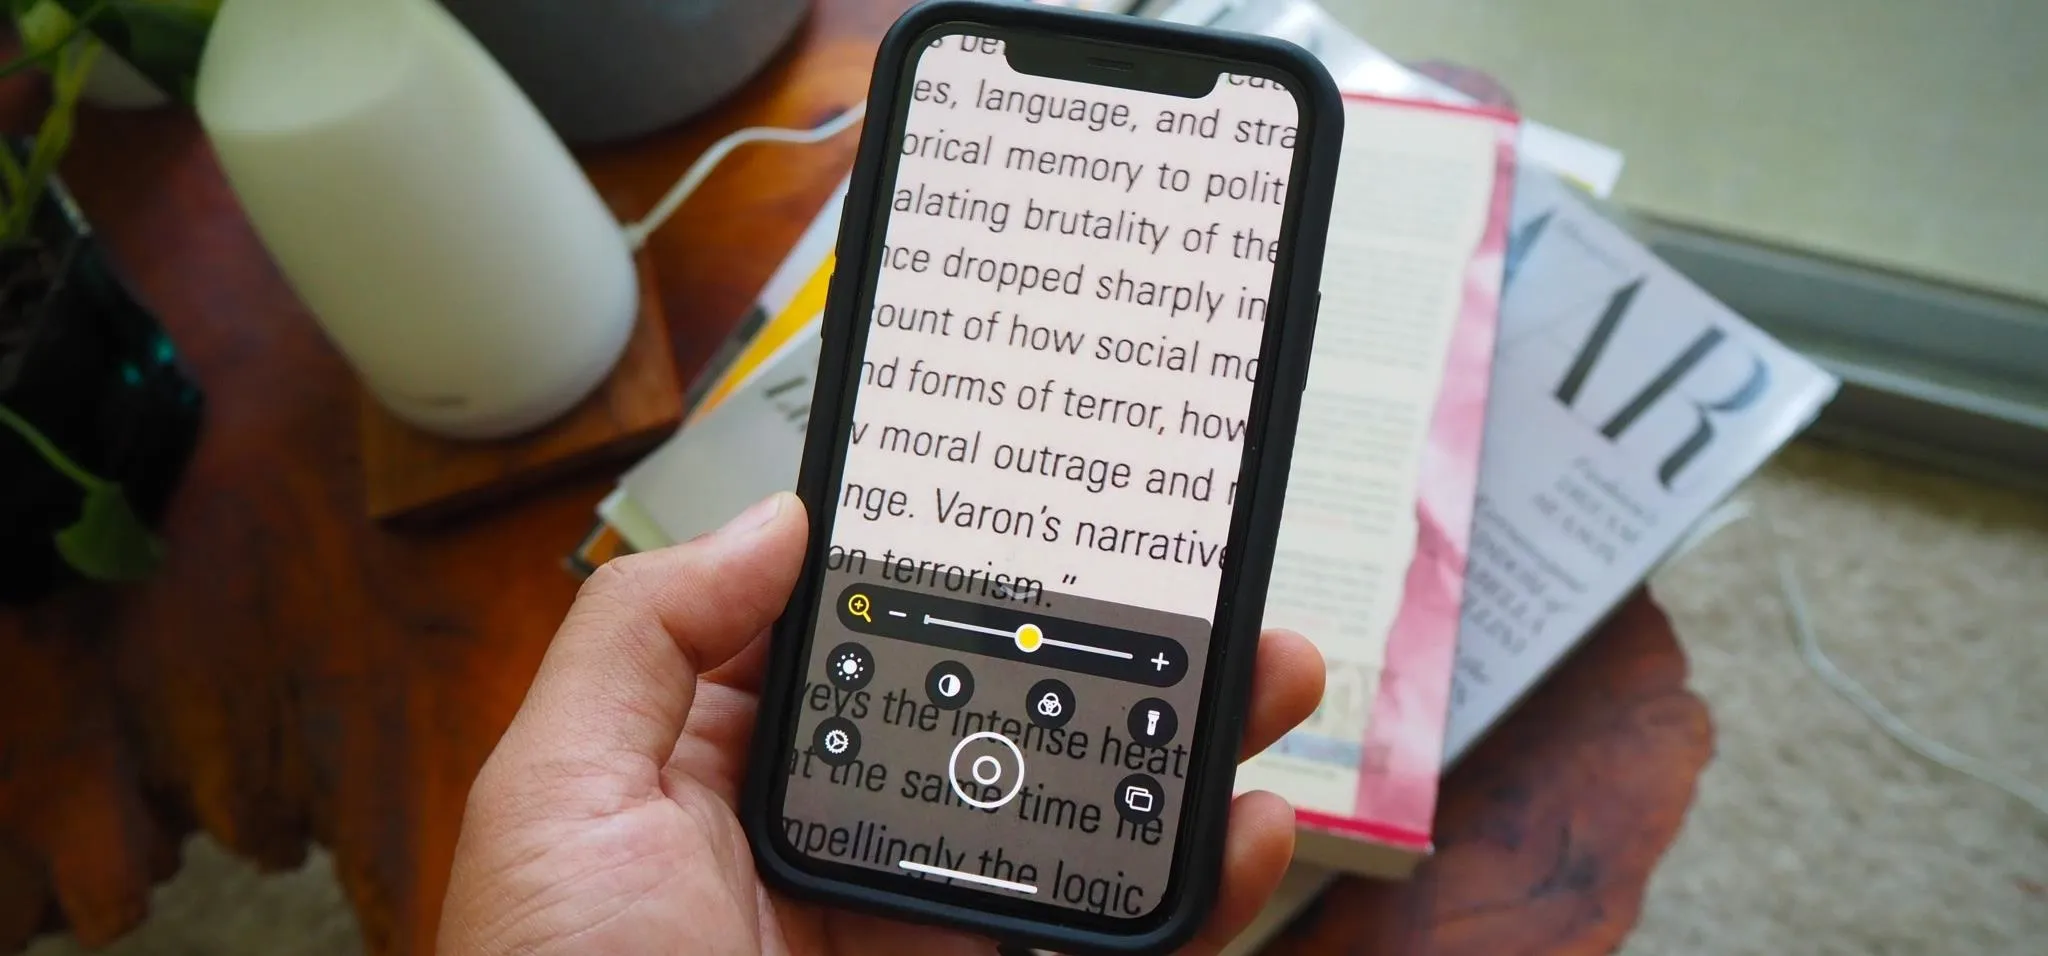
left=360, top=255, right=682, bottom=526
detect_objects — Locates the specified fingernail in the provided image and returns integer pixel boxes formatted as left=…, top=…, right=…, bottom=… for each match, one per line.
left=715, top=493, right=787, bottom=540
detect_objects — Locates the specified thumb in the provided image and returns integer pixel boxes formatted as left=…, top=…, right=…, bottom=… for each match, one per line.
left=507, top=492, right=809, bottom=779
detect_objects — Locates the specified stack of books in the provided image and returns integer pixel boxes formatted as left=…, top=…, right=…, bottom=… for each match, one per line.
left=572, top=0, right=1840, bottom=950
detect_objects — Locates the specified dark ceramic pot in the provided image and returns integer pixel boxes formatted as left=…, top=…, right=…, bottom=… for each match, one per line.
left=0, top=167, right=203, bottom=605
left=439, top=0, right=813, bottom=144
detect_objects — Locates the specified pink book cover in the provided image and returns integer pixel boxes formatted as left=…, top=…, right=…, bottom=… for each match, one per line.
left=1292, top=96, right=1519, bottom=857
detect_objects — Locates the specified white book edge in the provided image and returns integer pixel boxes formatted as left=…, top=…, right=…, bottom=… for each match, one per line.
left=759, top=177, right=849, bottom=317
left=613, top=332, right=822, bottom=550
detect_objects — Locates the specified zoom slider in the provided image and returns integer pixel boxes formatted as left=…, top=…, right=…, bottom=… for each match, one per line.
left=835, top=585, right=1191, bottom=688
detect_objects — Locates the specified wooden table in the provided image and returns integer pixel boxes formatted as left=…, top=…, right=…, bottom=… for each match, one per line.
left=0, top=2, right=1712, bottom=953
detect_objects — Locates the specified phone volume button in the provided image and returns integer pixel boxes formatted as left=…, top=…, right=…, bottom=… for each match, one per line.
left=1301, top=292, right=1322, bottom=393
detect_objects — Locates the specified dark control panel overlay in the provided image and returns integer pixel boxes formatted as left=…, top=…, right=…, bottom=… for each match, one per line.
left=784, top=569, right=1211, bottom=919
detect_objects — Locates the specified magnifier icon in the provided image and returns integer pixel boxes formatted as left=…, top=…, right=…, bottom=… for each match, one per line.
left=847, top=593, right=873, bottom=623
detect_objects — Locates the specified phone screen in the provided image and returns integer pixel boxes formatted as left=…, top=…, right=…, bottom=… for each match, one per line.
left=775, top=23, right=1308, bottom=926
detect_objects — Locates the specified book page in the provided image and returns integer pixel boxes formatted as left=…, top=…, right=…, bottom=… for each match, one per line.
left=1237, top=98, right=1507, bottom=814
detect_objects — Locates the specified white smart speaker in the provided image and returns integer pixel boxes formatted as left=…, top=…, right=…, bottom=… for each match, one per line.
left=196, top=0, right=639, bottom=440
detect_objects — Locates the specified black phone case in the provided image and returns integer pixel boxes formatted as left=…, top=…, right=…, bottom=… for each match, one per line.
left=741, top=2, right=1344, bottom=952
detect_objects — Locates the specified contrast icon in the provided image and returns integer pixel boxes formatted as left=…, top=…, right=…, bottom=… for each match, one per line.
left=925, top=660, right=975, bottom=710
left=825, top=642, right=874, bottom=691
left=847, top=592, right=873, bottom=623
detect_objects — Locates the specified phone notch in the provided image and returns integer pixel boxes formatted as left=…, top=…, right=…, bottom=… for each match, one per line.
left=1001, top=29, right=1220, bottom=99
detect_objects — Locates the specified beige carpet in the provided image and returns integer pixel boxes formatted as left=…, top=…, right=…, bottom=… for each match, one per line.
left=16, top=441, right=2045, bottom=955
left=1632, top=443, right=2048, bottom=955
left=19, top=838, right=361, bottom=956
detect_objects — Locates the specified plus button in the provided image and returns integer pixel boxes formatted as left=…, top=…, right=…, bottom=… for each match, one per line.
left=1150, top=652, right=1171, bottom=672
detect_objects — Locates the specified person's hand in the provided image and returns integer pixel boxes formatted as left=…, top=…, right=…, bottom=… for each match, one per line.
left=440, top=493, right=1325, bottom=955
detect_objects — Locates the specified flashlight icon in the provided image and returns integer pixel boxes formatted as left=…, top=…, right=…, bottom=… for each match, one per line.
left=847, top=593, right=872, bottom=623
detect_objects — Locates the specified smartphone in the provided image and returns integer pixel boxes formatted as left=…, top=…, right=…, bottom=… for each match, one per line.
left=742, top=1, right=1341, bottom=951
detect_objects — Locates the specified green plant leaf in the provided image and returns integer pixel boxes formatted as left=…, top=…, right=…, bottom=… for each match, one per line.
left=0, top=403, right=99, bottom=488
left=50, top=0, right=213, bottom=102
left=0, top=132, right=25, bottom=223
left=109, top=4, right=210, bottom=68
left=55, top=481, right=165, bottom=581
left=1, top=23, right=95, bottom=242
left=15, top=0, right=72, bottom=53
left=0, top=402, right=166, bottom=580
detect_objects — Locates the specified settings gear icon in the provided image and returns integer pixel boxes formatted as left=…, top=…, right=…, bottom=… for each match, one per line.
left=812, top=717, right=860, bottom=765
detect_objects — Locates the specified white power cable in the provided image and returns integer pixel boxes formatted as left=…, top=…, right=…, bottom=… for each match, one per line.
left=1774, top=554, right=2048, bottom=819
left=620, top=102, right=868, bottom=251
left=1665, top=501, right=2046, bottom=819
